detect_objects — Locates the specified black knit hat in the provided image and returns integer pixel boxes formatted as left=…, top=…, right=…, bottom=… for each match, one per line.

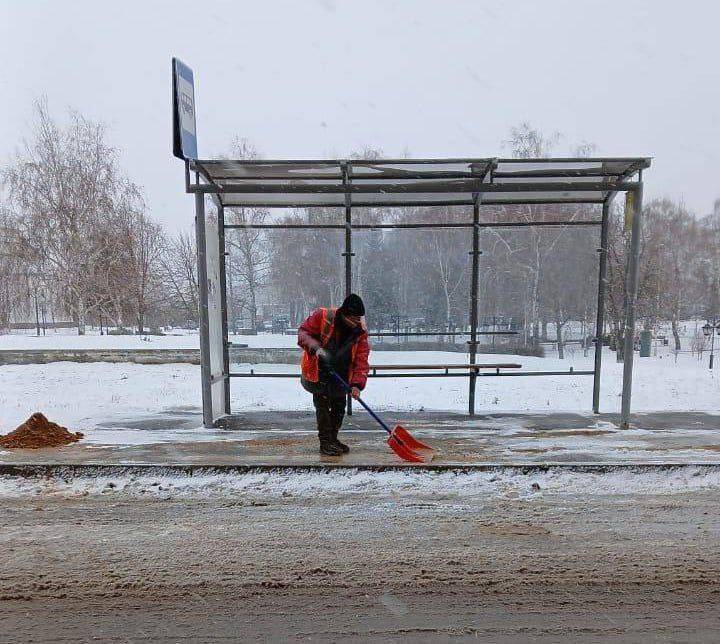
left=340, top=293, right=365, bottom=316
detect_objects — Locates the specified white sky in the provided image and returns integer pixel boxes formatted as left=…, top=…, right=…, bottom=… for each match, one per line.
left=2, top=0, right=719, bottom=231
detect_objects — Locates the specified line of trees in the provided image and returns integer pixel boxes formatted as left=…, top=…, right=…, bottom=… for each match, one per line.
left=1, top=107, right=718, bottom=360
left=256, top=195, right=720, bottom=358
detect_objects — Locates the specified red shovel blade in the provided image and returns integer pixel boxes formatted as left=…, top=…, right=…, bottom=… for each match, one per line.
left=391, top=425, right=434, bottom=452
left=387, top=435, right=427, bottom=463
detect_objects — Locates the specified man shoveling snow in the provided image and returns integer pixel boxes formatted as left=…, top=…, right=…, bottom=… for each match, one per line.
left=298, top=294, right=370, bottom=456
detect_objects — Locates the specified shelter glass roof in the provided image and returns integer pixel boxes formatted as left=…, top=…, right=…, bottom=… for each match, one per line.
left=189, top=157, right=650, bottom=208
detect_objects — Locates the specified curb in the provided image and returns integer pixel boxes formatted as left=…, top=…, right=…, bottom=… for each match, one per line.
left=1, top=462, right=719, bottom=478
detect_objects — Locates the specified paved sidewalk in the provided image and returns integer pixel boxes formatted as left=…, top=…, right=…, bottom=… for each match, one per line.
left=1, top=409, right=719, bottom=467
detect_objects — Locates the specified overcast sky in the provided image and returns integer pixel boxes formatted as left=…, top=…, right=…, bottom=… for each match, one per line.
left=2, top=0, right=719, bottom=231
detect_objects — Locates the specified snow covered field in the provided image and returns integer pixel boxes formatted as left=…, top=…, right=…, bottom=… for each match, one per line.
left=3, top=326, right=715, bottom=358
left=1, top=344, right=718, bottom=433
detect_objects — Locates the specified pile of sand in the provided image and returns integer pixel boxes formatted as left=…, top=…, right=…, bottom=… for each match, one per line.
left=0, top=413, right=84, bottom=449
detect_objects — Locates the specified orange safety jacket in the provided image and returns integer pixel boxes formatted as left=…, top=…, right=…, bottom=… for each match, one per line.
left=297, top=307, right=370, bottom=390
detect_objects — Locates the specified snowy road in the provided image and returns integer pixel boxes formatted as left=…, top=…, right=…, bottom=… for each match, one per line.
left=2, top=470, right=719, bottom=642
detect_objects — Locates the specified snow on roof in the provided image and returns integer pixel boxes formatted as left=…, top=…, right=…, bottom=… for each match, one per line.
left=189, top=157, right=651, bottom=208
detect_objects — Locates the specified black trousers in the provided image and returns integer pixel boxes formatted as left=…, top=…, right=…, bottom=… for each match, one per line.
left=312, top=391, right=346, bottom=442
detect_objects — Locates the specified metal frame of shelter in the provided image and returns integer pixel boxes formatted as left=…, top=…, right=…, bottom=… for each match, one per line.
left=182, top=155, right=650, bottom=430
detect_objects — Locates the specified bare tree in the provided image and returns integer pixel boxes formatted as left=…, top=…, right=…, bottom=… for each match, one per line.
left=697, top=203, right=720, bottom=322
left=498, top=124, right=567, bottom=346
left=270, top=208, right=344, bottom=315
left=412, top=207, right=469, bottom=332
left=2, top=99, right=146, bottom=334
left=0, top=211, right=28, bottom=331
left=226, top=208, right=270, bottom=330
left=221, top=138, right=272, bottom=331
left=123, top=210, right=165, bottom=333
left=157, top=229, right=199, bottom=326
left=605, top=200, right=666, bottom=361
left=644, top=198, right=698, bottom=349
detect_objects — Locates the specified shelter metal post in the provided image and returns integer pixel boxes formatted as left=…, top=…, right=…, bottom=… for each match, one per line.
left=620, top=180, right=644, bottom=429
left=592, top=198, right=612, bottom=413
left=217, top=204, right=231, bottom=415
left=194, top=190, right=213, bottom=428
left=468, top=195, right=481, bottom=416
left=342, top=162, right=354, bottom=415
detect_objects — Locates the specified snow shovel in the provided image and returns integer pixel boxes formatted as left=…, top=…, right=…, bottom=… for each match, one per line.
left=329, top=370, right=434, bottom=463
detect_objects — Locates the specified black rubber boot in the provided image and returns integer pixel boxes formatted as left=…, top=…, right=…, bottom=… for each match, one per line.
left=319, top=440, right=343, bottom=456
left=332, top=430, right=350, bottom=454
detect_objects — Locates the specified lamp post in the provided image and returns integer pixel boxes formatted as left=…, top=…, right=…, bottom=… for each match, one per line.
left=702, top=321, right=720, bottom=370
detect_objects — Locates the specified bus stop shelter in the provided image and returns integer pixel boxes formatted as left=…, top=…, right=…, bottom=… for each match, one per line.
left=172, top=59, right=650, bottom=431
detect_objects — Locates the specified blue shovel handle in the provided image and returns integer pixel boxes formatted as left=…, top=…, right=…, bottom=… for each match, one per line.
left=329, top=370, right=393, bottom=435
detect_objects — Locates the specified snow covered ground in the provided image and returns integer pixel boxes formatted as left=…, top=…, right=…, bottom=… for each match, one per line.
left=3, top=466, right=720, bottom=500
left=0, top=344, right=718, bottom=433
left=3, top=326, right=715, bottom=358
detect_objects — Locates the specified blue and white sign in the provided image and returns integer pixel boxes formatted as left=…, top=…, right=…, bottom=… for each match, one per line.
left=172, top=58, right=198, bottom=159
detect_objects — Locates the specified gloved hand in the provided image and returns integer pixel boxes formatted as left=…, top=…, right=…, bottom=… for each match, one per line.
left=316, top=348, right=333, bottom=364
